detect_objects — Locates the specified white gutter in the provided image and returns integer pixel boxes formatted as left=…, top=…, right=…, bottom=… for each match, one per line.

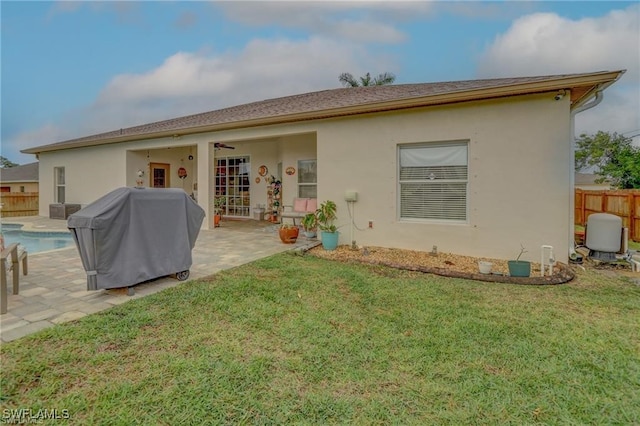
left=569, top=88, right=604, bottom=260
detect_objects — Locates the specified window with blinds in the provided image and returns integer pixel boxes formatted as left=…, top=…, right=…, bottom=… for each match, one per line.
left=399, top=142, right=468, bottom=221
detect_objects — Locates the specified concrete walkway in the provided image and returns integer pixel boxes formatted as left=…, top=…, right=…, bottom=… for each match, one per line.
left=1, top=217, right=318, bottom=343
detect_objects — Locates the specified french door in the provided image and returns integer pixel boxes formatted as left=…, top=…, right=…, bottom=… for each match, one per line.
left=214, top=156, right=250, bottom=218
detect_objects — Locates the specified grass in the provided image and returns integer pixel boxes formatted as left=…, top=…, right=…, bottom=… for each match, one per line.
left=1, top=253, right=639, bottom=424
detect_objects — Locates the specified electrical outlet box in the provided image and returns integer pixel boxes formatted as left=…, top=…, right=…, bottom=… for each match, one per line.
left=344, top=191, right=358, bottom=202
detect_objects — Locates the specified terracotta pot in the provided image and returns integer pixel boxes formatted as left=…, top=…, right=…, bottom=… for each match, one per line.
left=214, top=214, right=221, bottom=228
left=279, top=227, right=299, bottom=244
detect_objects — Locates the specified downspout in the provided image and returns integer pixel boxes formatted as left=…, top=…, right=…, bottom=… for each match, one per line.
left=569, top=87, right=604, bottom=260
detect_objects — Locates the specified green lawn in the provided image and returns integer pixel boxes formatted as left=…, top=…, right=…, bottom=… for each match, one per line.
left=1, top=254, right=639, bottom=425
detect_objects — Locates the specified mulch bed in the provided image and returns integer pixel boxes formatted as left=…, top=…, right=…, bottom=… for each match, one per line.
left=306, top=245, right=575, bottom=285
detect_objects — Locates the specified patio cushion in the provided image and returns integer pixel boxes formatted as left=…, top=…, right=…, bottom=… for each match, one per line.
left=306, top=198, right=317, bottom=212
left=294, top=198, right=308, bottom=212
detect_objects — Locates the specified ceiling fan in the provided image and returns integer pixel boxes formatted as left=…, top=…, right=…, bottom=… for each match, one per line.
left=214, top=142, right=235, bottom=150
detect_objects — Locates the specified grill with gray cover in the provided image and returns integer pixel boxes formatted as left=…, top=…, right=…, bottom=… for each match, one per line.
left=68, top=187, right=205, bottom=291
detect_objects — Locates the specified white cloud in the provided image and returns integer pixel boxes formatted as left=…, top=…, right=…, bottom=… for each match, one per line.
left=2, top=123, right=65, bottom=164
left=575, top=83, right=640, bottom=138
left=47, top=1, right=141, bottom=25
left=11, top=34, right=396, bottom=158
left=477, top=5, right=640, bottom=136
left=83, top=36, right=396, bottom=133
left=216, top=1, right=420, bottom=44
left=478, top=6, right=639, bottom=79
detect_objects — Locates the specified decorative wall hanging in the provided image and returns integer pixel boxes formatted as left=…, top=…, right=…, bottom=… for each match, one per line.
left=255, top=177, right=261, bottom=184
left=286, top=166, right=295, bottom=176
left=258, top=165, right=268, bottom=176
left=178, top=167, right=188, bottom=179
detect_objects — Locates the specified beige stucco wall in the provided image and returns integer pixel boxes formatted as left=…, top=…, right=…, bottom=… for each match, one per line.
left=37, top=129, right=318, bottom=225
left=36, top=91, right=572, bottom=262
left=38, top=136, right=202, bottom=212
left=38, top=143, right=127, bottom=211
left=315, top=93, right=571, bottom=263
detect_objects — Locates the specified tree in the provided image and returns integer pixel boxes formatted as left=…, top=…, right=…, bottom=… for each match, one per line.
left=338, top=72, right=396, bottom=88
left=575, top=131, right=640, bottom=189
left=0, top=156, right=19, bottom=168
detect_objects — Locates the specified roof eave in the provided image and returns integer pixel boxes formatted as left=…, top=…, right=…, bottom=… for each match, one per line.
left=569, top=70, right=625, bottom=110
left=22, top=70, right=625, bottom=155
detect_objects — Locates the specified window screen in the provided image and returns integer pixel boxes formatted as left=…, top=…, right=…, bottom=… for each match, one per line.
left=298, top=159, right=317, bottom=199
left=54, top=167, right=65, bottom=204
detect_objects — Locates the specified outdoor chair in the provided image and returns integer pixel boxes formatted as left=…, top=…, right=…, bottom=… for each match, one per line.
left=1, top=241, right=28, bottom=314
left=281, top=198, right=317, bottom=226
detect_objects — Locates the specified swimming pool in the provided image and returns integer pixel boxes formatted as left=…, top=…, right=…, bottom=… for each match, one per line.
left=1, top=224, right=75, bottom=254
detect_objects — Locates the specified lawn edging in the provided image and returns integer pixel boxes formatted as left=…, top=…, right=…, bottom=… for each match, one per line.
left=362, top=260, right=576, bottom=285
left=304, top=245, right=575, bottom=285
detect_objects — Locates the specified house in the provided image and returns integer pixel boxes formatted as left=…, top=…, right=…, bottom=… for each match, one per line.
left=22, top=70, right=625, bottom=263
left=574, top=172, right=612, bottom=190
left=0, top=162, right=39, bottom=193
left=0, top=162, right=39, bottom=217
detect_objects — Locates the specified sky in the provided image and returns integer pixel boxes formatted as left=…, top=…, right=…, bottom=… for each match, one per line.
left=1, top=1, right=639, bottom=165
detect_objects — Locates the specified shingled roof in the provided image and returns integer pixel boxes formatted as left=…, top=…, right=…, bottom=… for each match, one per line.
left=22, top=70, right=624, bottom=154
left=0, top=162, right=39, bottom=183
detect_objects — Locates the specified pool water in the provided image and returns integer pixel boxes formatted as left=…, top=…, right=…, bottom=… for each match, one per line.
left=1, top=225, right=75, bottom=254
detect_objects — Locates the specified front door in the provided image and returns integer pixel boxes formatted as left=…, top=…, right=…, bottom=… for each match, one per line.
left=150, top=163, right=170, bottom=188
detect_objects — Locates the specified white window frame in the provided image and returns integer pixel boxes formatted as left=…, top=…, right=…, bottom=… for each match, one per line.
left=398, top=141, right=468, bottom=223
left=297, top=159, right=317, bottom=199
left=54, top=166, right=65, bottom=204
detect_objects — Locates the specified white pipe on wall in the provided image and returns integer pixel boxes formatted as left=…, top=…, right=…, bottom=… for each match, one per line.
left=569, top=89, right=604, bottom=260
left=541, top=245, right=555, bottom=277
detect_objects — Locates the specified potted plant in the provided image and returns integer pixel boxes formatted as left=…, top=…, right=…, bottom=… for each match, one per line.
left=478, top=260, right=493, bottom=274
left=213, top=195, right=226, bottom=228
left=316, top=200, right=339, bottom=250
left=301, top=212, right=317, bottom=238
left=508, top=244, right=531, bottom=277
left=279, top=224, right=299, bottom=244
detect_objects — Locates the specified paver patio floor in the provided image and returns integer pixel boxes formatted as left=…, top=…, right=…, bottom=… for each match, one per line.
left=1, top=217, right=316, bottom=343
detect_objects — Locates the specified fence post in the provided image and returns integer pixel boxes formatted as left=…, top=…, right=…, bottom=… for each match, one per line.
left=630, top=191, right=636, bottom=243
left=580, top=189, right=586, bottom=226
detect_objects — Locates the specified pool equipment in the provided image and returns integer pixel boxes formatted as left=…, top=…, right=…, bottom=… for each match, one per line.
left=584, top=213, right=636, bottom=270
left=585, top=213, right=624, bottom=262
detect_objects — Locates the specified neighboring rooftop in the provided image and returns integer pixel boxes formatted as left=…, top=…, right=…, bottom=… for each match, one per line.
left=575, top=172, right=611, bottom=187
left=22, top=70, right=624, bottom=154
left=0, top=162, right=39, bottom=183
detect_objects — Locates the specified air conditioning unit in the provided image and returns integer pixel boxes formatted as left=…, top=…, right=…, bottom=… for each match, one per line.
left=49, top=203, right=81, bottom=220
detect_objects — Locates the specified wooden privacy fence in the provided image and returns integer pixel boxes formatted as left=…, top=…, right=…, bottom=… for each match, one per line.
left=0, top=192, right=39, bottom=218
left=575, top=189, right=640, bottom=242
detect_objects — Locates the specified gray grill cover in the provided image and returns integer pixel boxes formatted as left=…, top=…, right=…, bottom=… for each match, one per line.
left=67, top=187, right=205, bottom=290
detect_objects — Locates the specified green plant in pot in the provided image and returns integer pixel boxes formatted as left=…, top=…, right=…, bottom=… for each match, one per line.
left=213, top=195, right=226, bottom=228
left=508, top=244, right=531, bottom=277
left=301, top=212, right=317, bottom=238
left=316, top=200, right=339, bottom=250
